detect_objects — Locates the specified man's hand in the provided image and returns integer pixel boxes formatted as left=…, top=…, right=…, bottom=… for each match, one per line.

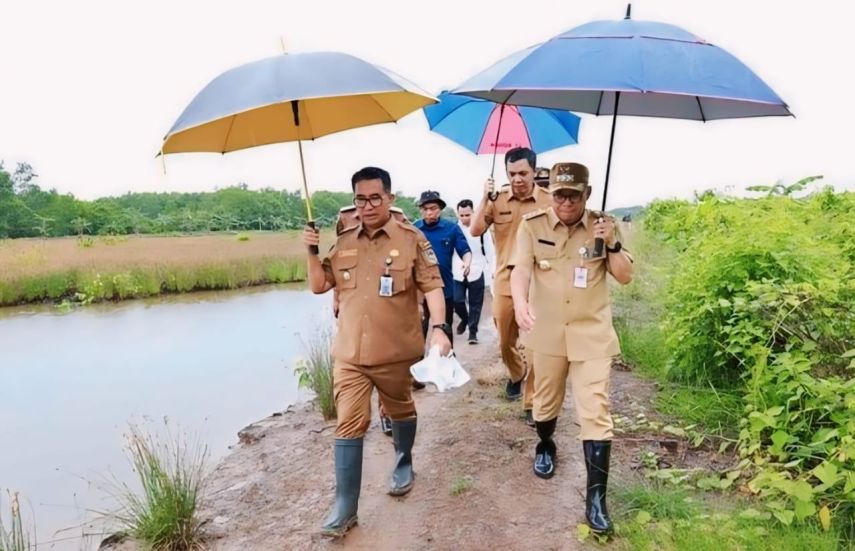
left=483, top=177, right=495, bottom=198
left=463, top=261, right=471, bottom=279
left=302, top=225, right=321, bottom=251
left=593, top=216, right=617, bottom=248
left=430, top=327, right=452, bottom=356
left=514, top=301, right=536, bottom=332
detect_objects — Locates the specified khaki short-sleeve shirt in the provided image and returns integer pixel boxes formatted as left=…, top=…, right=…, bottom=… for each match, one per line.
left=511, top=208, right=626, bottom=361
left=483, top=185, right=552, bottom=296
left=322, top=216, right=443, bottom=365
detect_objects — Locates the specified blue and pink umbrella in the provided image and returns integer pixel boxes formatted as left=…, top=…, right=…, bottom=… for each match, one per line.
left=423, top=91, right=581, bottom=177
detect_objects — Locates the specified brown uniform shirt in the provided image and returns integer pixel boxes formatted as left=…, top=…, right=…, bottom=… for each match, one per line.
left=483, top=185, right=552, bottom=296
left=323, top=216, right=443, bottom=366
left=510, top=208, right=627, bottom=361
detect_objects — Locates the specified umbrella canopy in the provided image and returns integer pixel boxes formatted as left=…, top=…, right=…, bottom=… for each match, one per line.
left=162, top=51, right=435, bottom=154
left=452, top=6, right=792, bottom=209
left=423, top=91, right=580, bottom=155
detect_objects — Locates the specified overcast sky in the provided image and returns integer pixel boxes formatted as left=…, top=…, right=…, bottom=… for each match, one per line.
left=1, top=0, right=852, bottom=210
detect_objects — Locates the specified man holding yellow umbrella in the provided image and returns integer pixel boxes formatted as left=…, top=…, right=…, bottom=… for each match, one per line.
left=160, top=50, right=443, bottom=538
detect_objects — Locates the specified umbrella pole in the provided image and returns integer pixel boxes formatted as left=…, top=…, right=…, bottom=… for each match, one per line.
left=488, top=103, right=506, bottom=201
left=595, top=91, right=621, bottom=257
left=292, top=100, right=318, bottom=255
left=602, top=91, right=621, bottom=212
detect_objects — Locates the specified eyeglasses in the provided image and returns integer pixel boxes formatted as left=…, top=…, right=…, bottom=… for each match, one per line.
left=552, top=191, right=585, bottom=204
left=353, top=194, right=384, bottom=208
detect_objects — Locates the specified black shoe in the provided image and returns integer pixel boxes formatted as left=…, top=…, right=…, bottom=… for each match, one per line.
left=456, top=319, right=468, bottom=335
left=533, top=418, right=558, bottom=479
left=320, top=438, right=363, bottom=538
left=380, top=415, right=393, bottom=437
left=505, top=379, right=522, bottom=401
left=584, top=440, right=614, bottom=535
left=524, top=409, right=535, bottom=427
left=412, top=380, right=426, bottom=390
left=389, top=419, right=417, bottom=496
left=468, top=332, right=478, bottom=345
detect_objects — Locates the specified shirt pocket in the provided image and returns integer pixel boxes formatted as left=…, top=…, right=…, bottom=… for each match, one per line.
left=388, top=256, right=412, bottom=295
left=333, top=255, right=358, bottom=289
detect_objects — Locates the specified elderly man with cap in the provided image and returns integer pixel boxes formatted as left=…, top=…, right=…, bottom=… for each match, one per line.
left=470, top=147, right=552, bottom=424
left=414, top=190, right=472, bottom=347
left=509, top=162, right=633, bottom=535
left=303, top=166, right=451, bottom=538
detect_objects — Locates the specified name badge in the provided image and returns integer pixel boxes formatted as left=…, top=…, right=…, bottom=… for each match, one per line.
left=574, top=266, right=588, bottom=289
left=379, top=275, right=394, bottom=297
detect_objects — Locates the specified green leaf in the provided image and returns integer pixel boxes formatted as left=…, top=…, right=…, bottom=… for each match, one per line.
left=843, top=472, right=855, bottom=494
left=576, top=523, right=590, bottom=542
left=842, top=348, right=855, bottom=358
left=773, top=509, right=795, bottom=526
left=635, top=510, right=653, bottom=525
left=793, top=499, right=816, bottom=521
left=770, top=430, right=790, bottom=455
left=812, top=462, right=842, bottom=487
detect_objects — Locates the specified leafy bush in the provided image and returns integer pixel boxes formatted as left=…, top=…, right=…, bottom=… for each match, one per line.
left=626, top=188, right=855, bottom=535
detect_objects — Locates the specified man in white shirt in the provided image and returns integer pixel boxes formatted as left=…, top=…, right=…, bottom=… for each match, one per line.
left=452, top=199, right=495, bottom=344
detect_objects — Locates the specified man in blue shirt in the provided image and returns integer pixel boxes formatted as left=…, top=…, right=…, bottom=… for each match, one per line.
left=415, top=190, right=472, bottom=347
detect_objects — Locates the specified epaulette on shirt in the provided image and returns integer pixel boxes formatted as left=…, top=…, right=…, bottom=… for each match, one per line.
left=523, top=209, right=548, bottom=221
left=500, top=183, right=511, bottom=193
left=338, top=224, right=359, bottom=235
left=396, top=220, right=421, bottom=233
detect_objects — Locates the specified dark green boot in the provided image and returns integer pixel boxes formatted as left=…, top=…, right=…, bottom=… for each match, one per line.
left=389, top=418, right=417, bottom=496
left=583, top=440, right=614, bottom=535
left=320, top=438, right=363, bottom=538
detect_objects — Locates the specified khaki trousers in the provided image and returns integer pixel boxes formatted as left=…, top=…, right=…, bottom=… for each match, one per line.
left=493, top=293, right=533, bottom=408
left=532, top=353, right=614, bottom=441
left=334, top=358, right=418, bottom=438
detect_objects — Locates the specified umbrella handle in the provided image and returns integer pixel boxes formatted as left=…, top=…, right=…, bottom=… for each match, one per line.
left=307, top=220, right=319, bottom=256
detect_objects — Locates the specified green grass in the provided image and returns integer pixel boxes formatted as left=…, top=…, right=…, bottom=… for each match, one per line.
left=654, top=385, right=742, bottom=438
left=0, top=257, right=305, bottom=306
left=612, top=482, right=847, bottom=551
left=104, top=423, right=208, bottom=550
left=450, top=475, right=474, bottom=496
left=295, top=325, right=336, bottom=420
left=0, top=491, right=31, bottom=551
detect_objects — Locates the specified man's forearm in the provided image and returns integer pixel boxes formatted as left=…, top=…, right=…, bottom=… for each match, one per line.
left=607, top=251, right=633, bottom=285
left=424, top=288, right=446, bottom=324
left=470, top=198, right=489, bottom=237
left=307, top=255, right=331, bottom=293
left=510, top=266, right=531, bottom=307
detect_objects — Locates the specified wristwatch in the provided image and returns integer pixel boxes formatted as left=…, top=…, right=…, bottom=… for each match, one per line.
left=606, top=241, right=622, bottom=254
left=432, top=323, right=452, bottom=336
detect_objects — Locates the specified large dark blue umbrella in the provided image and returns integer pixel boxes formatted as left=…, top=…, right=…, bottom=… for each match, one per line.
left=453, top=5, right=792, bottom=211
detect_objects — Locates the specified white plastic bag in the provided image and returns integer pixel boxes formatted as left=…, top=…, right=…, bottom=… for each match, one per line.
left=409, top=346, right=471, bottom=392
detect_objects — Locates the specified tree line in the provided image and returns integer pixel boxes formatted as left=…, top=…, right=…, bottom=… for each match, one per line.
left=0, top=161, right=428, bottom=238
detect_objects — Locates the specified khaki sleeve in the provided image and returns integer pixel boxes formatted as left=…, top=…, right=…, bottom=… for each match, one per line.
left=413, top=233, right=443, bottom=293
left=321, top=247, right=337, bottom=289
left=483, top=199, right=495, bottom=227
left=509, top=220, right=535, bottom=272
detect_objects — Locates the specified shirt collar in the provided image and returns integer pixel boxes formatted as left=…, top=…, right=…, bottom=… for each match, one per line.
left=507, top=184, right=541, bottom=202
left=546, top=207, right=592, bottom=231
left=358, top=214, right=395, bottom=239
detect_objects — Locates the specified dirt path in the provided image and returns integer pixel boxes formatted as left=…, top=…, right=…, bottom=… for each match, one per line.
left=109, top=299, right=670, bottom=551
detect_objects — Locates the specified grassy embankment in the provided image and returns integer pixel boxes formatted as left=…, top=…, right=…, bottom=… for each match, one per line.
left=609, top=190, right=854, bottom=550
left=0, top=231, right=335, bottom=307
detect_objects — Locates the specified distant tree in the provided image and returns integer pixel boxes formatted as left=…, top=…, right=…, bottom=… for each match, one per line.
left=71, top=216, right=91, bottom=236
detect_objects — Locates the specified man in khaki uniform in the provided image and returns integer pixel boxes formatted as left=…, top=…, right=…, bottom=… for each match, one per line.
left=470, top=147, right=551, bottom=424
left=509, top=162, right=633, bottom=535
left=304, top=167, right=452, bottom=538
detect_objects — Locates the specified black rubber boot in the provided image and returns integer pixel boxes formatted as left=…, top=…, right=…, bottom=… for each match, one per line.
left=389, top=418, right=417, bottom=496
left=320, top=438, right=363, bottom=538
left=583, top=440, right=614, bottom=535
left=533, top=418, right=557, bottom=479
